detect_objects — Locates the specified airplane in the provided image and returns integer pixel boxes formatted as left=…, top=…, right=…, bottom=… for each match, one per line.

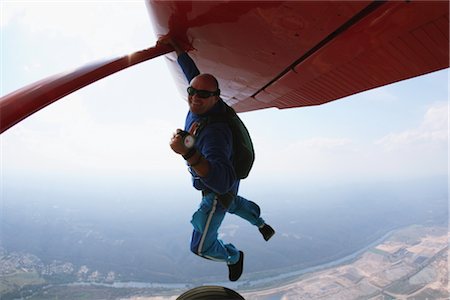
left=1, top=1, right=448, bottom=299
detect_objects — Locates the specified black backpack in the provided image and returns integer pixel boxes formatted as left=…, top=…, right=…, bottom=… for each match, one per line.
left=197, top=101, right=255, bottom=179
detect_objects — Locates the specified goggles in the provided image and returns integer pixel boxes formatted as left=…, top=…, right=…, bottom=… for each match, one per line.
left=187, top=86, right=220, bottom=99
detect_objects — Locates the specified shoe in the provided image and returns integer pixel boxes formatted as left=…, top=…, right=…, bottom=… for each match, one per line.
left=259, top=224, right=275, bottom=241
left=228, top=251, right=244, bottom=281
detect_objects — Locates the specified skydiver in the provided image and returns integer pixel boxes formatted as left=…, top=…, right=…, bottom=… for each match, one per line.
left=159, top=36, right=275, bottom=282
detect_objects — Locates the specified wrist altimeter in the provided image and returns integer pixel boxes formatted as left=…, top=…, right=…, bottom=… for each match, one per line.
left=178, top=130, right=195, bottom=148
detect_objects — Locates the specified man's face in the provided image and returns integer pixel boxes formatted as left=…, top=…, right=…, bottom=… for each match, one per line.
left=188, top=75, right=219, bottom=115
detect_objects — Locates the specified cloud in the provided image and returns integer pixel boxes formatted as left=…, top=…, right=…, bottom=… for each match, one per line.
left=250, top=102, right=448, bottom=184
left=375, top=102, right=448, bottom=151
left=250, top=134, right=360, bottom=183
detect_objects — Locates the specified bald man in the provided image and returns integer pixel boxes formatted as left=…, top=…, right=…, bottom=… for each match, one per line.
left=161, top=37, right=275, bottom=282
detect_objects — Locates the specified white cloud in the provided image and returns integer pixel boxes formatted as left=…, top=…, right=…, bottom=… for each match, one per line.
left=250, top=102, right=448, bottom=184
left=375, top=102, right=448, bottom=151
left=250, top=134, right=359, bottom=183
left=422, top=102, right=448, bottom=134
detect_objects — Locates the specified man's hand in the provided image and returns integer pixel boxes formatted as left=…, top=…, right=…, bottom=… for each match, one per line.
left=170, top=129, right=189, bottom=155
left=170, top=129, right=210, bottom=177
left=157, top=35, right=184, bottom=56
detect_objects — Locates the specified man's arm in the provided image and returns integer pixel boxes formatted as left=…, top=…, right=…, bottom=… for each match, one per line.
left=177, top=53, right=200, bottom=83
left=157, top=36, right=200, bottom=83
left=196, top=124, right=236, bottom=195
left=169, top=124, right=236, bottom=194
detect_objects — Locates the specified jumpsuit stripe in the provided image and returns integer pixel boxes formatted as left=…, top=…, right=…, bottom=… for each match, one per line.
left=197, top=197, right=218, bottom=256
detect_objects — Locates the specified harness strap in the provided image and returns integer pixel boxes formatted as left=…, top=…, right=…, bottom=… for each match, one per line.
left=188, top=120, right=207, bottom=137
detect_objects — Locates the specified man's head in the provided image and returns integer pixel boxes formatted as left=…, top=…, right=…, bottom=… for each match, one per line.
left=187, top=74, right=220, bottom=115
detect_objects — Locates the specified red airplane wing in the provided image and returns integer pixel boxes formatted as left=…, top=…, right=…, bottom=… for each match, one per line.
left=1, top=1, right=448, bottom=133
left=146, top=0, right=449, bottom=112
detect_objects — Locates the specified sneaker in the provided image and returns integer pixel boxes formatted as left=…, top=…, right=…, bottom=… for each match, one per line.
left=259, top=224, right=275, bottom=241
left=228, top=251, right=244, bottom=281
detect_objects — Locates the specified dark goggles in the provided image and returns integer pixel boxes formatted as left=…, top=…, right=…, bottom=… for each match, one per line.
left=187, top=86, right=220, bottom=99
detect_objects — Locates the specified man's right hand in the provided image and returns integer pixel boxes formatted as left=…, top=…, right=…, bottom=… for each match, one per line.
left=170, top=129, right=189, bottom=155
left=170, top=129, right=210, bottom=177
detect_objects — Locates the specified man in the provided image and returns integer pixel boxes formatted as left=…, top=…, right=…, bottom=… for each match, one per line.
left=160, top=37, right=275, bottom=282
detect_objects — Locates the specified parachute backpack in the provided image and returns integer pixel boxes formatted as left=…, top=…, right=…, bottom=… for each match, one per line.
left=199, top=101, right=255, bottom=179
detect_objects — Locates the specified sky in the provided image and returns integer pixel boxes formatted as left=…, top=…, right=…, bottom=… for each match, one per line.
left=1, top=1, right=448, bottom=201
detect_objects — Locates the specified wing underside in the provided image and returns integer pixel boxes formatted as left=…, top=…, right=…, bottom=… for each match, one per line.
left=147, top=0, right=449, bottom=112
left=1, top=1, right=448, bottom=133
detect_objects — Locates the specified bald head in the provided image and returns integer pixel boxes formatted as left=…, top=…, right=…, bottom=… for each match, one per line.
left=191, top=73, right=219, bottom=92
left=188, top=73, right=221, bottom=115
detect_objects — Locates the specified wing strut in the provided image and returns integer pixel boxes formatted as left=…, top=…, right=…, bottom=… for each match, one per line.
left=0, top=44, right=173, bottom=134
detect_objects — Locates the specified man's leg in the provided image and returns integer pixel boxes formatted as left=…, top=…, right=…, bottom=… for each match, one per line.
left=190, top=193, right=244, bottom=281
left=228, top=195, right=264, bottom=226
left=190, top=193, right=240, bottom=264
left=228, top=195, right=275, bottom=241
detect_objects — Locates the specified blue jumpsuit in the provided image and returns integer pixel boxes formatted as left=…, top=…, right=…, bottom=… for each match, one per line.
left=178, top=53, right=265, bottom=265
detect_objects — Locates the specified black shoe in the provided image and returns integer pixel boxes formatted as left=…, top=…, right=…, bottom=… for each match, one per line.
left=259, top=224, right=275, bottom=241
left=228, top=251, right=244, bottom=282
